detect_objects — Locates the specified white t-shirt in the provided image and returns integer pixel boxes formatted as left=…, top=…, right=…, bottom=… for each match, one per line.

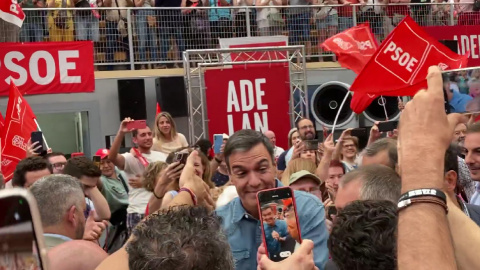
left=122, top=151, right=167, bottom=214
left=274, top=146, right=285, bottom=158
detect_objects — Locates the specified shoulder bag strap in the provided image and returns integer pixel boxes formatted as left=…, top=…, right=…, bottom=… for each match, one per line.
left=117, top=173, right=130, bottom=193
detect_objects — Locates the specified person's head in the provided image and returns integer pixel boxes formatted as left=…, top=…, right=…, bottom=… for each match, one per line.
left=286, top=214, right=300, bottom=243
left=194, top=138, right=212, bottom=158
left=63, top=157, right=102, bottom=192
left=464, top=123, right=480, bottom=181
left=341, top=136, right=358, bottom=160
left=361, top=138, right=398, bottom=170
left=94, top=148, right=115, bottom=178
left=288, top=170, right=322, bottom=200
left=288, top=128, right=299, bottom=148
left=444, top=144, right=460, bottom=200
left=335, top=164, right=401, bottom=211
left=30, top=174, right=86, bottom=240
left=453, top=123, right=467, bottom=147
left=45, top=152, right=67, bottom=174
left=264, top=130, right=277, bottom=147
left=143, top=161, right=168, bottom=192
left=224, top=129, right=275, bottom=217
left=166, top=147, right=213, bottom=187
left=328, top=200, right=397, bottom=270
left=469, top=79, right=480, bottom=98
left=300, top=149, right=317, bottom=164
left=48, top=240, right=108, bottom=270
left=127, top=207, right=234, bottom=270
left=280, top=158, right=317, bottom=187
left=296, top=118, right=315, bottom=141
left=261, top=205, right=276, bottom=226
left=154, top=112, right=178, bottom=140
left=327, top=160, right=345, bottom=195
left=132, top=127, right=154, bottom=150
left=12, top=156, right=52, bottom=188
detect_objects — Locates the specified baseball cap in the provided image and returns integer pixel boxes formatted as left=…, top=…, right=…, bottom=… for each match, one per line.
left=95, top=149, right=110, bottom=159
left=289, top=170, right=321, bottom=186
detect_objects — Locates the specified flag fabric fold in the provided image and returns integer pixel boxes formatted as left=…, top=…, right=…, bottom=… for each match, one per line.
left=350, top=16, right=469, bottom=97
left=156, top=102, right=161, bottom=116
left=0, top=0, right=25, bottom=27
left=1, top=81, right=37, bottom=182
left=322, top=23, right=380, bottom=113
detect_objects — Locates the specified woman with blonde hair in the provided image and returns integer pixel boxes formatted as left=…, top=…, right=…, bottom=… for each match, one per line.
left=152, top=112, right=189, bottom=154
left=281, top=158, right=317, bottom=187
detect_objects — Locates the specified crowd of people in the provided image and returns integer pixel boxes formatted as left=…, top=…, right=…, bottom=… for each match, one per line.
left=2, top=66, right=480, bottom=269
left=1, top=0, right=479, bottom=68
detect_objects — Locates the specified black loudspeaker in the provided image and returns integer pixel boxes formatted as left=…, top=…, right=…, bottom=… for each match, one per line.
left=440, top=40, right=458, bottom=54
left=310, top=82, right=356, bottom=128
left=363, top=96, right=401, bottom=123
left=117, top=79, right=147, bottom=121
left=156, top=77, right=188, bottom=117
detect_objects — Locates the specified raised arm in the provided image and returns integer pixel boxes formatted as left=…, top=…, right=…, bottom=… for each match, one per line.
left=108, top=119, right=134, bottom=170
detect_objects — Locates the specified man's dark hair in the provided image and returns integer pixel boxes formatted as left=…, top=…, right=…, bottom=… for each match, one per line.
left=224, top=129, right=274, bottom=170
left=295, top=117, right=311, bottom=130
left=362, top=138, right=398, bottom=169
left=12, top=156, right=52, bottom=187
left=445, top=143, right=459, bottom=174
left=126, top=206, right=234, bottom=270
left=329, top=200, right=397, bottom=270
left=63, top=156, right=101, bottom=179
left=194, top=138, right=212, bottom=158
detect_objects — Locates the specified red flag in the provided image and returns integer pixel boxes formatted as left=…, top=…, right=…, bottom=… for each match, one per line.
left=0, top=0, right=25, bottom=27
left=322, top=23, right=378, bottom=74
left=156, top=102, right=161, bottom=116
left=1, top=81, right=37, bottom=182
left=350, top=16, right=469, bottom=97
left=0, top=111, right=4, bottom=131
left=322, top=23, right=380, bottom=113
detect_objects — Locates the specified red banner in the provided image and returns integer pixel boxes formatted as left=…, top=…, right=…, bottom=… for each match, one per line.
left=2, top=82, right=37, bottom=182
left=204, top=66, right=291, bottom=149
left=0, top=41, right=95, bottom=96
left=0, top=0, right=25, bottom=27
left=423, top=25, right=480, bottom=68
left=351, top=16, right=468, bottom=97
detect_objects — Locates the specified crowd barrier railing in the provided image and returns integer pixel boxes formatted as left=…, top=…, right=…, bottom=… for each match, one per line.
left=1, top=3, right=475, bottom=70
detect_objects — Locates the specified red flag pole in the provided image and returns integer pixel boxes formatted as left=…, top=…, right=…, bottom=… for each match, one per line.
left=331, top=91, right=351, bottom=138
left=33, top=119, right=50, bottom=150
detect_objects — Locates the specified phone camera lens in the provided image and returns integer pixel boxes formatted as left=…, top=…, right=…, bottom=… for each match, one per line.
left=14, top=212, right=20, bottom=221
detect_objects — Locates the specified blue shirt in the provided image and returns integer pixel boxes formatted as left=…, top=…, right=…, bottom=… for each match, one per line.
left=263, top=220, right=289, bottom=255
left=215, top=184, right=329, bottom=270
left=208, top=0, right=232, bottom=21
left=449, top=91, right=473, bottom=113
left=470, top=183, right=480, bottom=206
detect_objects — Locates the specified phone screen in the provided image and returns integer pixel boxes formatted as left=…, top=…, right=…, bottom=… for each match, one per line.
left=442, top=68, right=480, bottom=114
left=350, top=128, right=367, bottom=138
left=31, top=131, right=44, bottom=155
left=92, top=155, right=101, bottom=168
left=377, top=121, right=399, bottom=132
left=213, top=134, right=223, bottom=154
left=303, top=140, right=319, bottom=151
left=0, top=195, right=44, bottom=270
left=258, top=187, right=301, bottom=262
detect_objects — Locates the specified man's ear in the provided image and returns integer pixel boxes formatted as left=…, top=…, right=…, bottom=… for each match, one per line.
left=444, top=170, right=458, bottom=192
left=67, top=205, right=78, bottom=226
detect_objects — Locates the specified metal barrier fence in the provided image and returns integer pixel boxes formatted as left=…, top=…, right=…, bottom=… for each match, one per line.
left=1, top=3, right=476, bottom=70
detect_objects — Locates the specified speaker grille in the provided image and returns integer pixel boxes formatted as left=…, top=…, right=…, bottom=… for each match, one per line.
left=310, top=82, right=355, bottom=127
left=363, top=96, right=400, bottom=122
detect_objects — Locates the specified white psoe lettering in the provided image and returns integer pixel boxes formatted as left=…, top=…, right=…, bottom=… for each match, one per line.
left=383, top=41, right=419, bottom=72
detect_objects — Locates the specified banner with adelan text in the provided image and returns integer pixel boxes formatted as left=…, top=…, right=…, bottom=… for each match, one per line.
left=0, top=41, right=95, bottom=96
left=204, top=66, right=291, bottom=149
left=423, top=25, right=480, bottom=68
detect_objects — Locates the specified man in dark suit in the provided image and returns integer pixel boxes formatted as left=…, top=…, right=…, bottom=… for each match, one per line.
left=444, top=144, right=480, bottom=226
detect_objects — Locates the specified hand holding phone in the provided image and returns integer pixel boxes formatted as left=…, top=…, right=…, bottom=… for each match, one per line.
left=303, top=140, right=319, bottom=151
left=213, top=134, right=224, bottom=154
left=377, top=121, right=399, bottom=132
left=257, top=187, right=301, bottom=262
left=30, top=131, right=44, bottom=155
left=174, top=152, right=189, bottom=165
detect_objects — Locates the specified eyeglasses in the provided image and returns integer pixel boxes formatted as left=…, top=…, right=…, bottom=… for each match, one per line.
left=299, top=125, right=314, bottom=131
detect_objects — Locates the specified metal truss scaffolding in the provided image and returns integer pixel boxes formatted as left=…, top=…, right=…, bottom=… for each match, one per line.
left=183, top=45, right=308, bottom=144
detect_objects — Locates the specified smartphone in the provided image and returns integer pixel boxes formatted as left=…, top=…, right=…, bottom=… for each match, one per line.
left=257, top=187, right=302, bottom=262
left=0, top=188, right=48, bottom=270
left=303, top=140, right=319, bottom=151
left=31, top=131, right=44, bottom=155
left=92, top=155, right=101, bottom=168
left=174, top=152, right=189, bottom=165
left=326, top=205, right=337, bottom=221
left=213, top=134, right=223, bottom=154
left=126, top=120, right=147, bottom=130
left=441, top=68, right=480, bottom=114
left=377, top=121, right=399, bottom=132
left=350, top=128, right=367, bottom=137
